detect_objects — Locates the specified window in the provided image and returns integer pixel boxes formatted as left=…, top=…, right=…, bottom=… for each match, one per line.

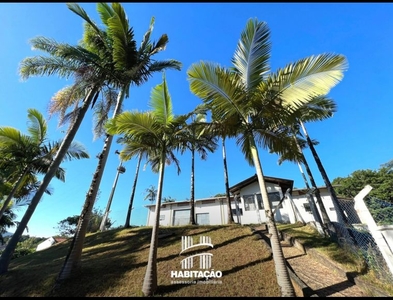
left=269, top=192, right=282, bottom=210
left=232, top=208, right=243, bottom=215
left=243, top=192, right=283, bottom=211
left=243, top=195, right=256, bottom=211
left=303, top=203, right=312, bottom=213
left=268, top=192, right=281, bottom=203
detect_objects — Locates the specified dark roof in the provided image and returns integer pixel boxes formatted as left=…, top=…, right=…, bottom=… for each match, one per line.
left=229, top=174, right=294, bottom=195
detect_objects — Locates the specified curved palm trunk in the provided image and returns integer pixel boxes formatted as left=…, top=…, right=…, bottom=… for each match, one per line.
left=0, top=166, right=30, bottom=220
left=142, top=149, right=165, bottom=296
left=0, top=86, right=99, bottom=275
left=56, top=88, right=126, bottom=283
left=124, top=154, right=142, bottom=228
left=222, top=138, right=234, bottom=224
left=300, top=153, right=331, bottom=226
left=99, top=161, right=123, bottom=232
left=189, top=147, right=196, bottom=225
left=297, top=161, right=327, bottom=233
left=249, top=137, right=295, bottom=297
left=299, top=121, right=347, bottom=224
left=294, top=137, right=330, bottom=231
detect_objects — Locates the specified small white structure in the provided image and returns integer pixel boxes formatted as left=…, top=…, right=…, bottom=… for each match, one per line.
left=36, top=237, right=56, bottom=252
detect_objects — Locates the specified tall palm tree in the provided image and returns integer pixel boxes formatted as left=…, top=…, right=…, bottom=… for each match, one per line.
left=299, top=120, right=347, bottom=225
left=180, top=112, right=218, bottom=225
left=0, top=1, right=123, bottom=274
left=55, top=3, right=181, bottom=284
left=187, top=18, right=348, bottom=296
left=275, top=134, right=331, bottom=233
left=0, top=109, right=90, bottom=275
left=0, top=108, right=89, bottom=221
left=273, top=96, right=343, bottom=231
left=192, top=105, right=235, bottom=224
left=106, top=73, right=188, bottom=296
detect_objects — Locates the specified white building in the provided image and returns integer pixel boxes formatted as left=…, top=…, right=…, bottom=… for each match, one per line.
left=145, top=174, right=343, bottom=227
left=36, top=237, right=57, bottom=251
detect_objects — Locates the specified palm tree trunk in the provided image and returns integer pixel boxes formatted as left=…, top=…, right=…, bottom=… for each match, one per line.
left=0, top=166, right=30, bottom=220
left=124, top=154, right=142, bottom=228
left=297, top=161, right=327, bottom=232
left=142, top=149, right=165, bottom=296
left=56, top=87, right=126, bottom=283
left=222, top=137, right=234, bottom=224
left=99, top=160, right=123, bottom=232
left=299, top=121, right=347, bottom=224
left=300, top=152, right=332, bottom=226
left=249, top=136, right=295, bottom=297
left=293, top=136, right=330, bottom=230
left=189, top=148, right=196, bottom=225
left=0, top=86, right=99, bottom=275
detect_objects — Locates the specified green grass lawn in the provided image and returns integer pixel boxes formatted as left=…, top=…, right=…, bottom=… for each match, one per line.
left=0, top=224, right=281, bottom=297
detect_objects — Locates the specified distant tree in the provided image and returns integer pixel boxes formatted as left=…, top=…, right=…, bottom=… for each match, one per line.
left=163, top=196, right=175, bottom=203
left=332, top=160, right=393, bottom=202
left=0, top=209, right=17, bottom=245
left=214, top=193, right=226, bottom=197
left=54, top=208, right=113, bottom=237
left=144, top=185, right=158, bottom=203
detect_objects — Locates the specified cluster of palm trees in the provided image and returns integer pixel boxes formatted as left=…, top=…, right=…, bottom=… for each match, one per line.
left=0, top=3, right=348, bottom=297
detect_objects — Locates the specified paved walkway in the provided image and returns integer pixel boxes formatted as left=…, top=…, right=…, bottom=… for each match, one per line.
left=280, top=238, right=368, bottom=297
left=252, top=225, right=370, bottom=297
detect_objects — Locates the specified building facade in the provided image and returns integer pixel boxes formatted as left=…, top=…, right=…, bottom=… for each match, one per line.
left=145, top=174, right=342, bottom=227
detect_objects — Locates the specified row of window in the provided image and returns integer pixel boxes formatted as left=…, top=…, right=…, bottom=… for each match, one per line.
left=243, top=192, right=282, bottom=211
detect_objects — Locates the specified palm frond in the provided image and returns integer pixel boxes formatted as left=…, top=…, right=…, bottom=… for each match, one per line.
left=149, top=73, right=173, bottom=125
left=232, top=18, right=271, bottom=90
left=106, top=111, right=158, bottom=138
left=150, top=34, right=168, bottom=55
left=187, top=62, right=247, bottom=121
left=67, top=3, right=103, bottom=40
left=26, top=108, right=47, bottom=144
left=106, top=3, right=137, bottom=71
left=96, top=2, right=114, bottom=26
left=139, top=17, right=155, bottom=55
left=266, top=53, right=348, bottom=109
left=61, top=141, right=90, bottom=161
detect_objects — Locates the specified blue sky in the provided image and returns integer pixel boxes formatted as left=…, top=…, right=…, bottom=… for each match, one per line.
left=1, top=3, right=393, bottom=238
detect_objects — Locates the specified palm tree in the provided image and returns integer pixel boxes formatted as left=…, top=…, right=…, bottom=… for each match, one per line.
left=106, top=73, right=188, bottom=296
left=55, top=3, right=181, bottom=284
left=180, top=112, right=218, bottom=225
left=275, top=133, right=331, bottom=233
left=0, top=2, right=122, bottom=274
left=299, top=120, right=348, bottom=225
left=187, top=18, right=348, bottom=296
left=0, top=109, right=89, bottom=274
left=273, top=96, right=343, bottom=232
left=144, top=185, right=158, bottom=203
left=0, top=108, right=89, bottom=220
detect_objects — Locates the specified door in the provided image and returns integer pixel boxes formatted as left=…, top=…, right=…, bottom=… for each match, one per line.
left=173, top=209, right=190, bottom=226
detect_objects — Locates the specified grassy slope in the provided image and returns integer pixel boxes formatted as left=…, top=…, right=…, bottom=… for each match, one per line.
left=0, top=224, right=281, bottom=297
